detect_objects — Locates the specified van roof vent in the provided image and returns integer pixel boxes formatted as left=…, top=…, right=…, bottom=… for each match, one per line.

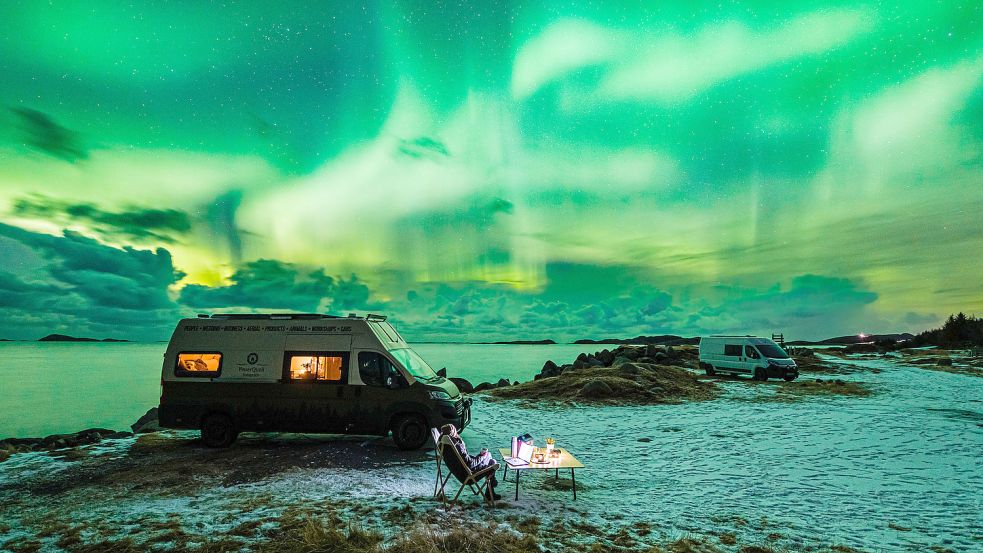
left=197, top=314, right=210, bottom=318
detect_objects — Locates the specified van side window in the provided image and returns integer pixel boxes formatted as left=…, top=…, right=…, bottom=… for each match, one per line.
left=287, top=353, right=345, bottom=381
left=176, top=352, right=222, bottom=377
left=724, top=344, right=742, bottom=356
left=745, top=345, right=760, bottom=359
left=358, top=352, right=399, bottom=387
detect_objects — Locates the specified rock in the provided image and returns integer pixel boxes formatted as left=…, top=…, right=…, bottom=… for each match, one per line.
left=796, top=349, right=817, bottom=358
left=576, top=352, right=588, bottom=363
left=449, top=377, right=474, bottom=393
left=597, top=349, right=615, bottom=366
left=559, top=364, right=574, bottom=373
left=542, top=359, right=559, bottom=373
left=622, top=348, right=641, bottom=360
left=474, top=382, right=495, bottom=392
left=579, top=379, right=614, bottom=398
left=611, top=356, right=631, bottom=367
left=131, top=407, right=160, bottom=433
left=104, top=431, right=133, bottom=440
left=637, top=437, right=653, bottom=443
left=587, top=356, right=604, bottom=367
left=653, top=352, right=668, bottom=363
left=937, top=358, right=953, bottom=366
left=573, top=358, right=589, bottom=370
left=496, top=378, right=511, bottom=388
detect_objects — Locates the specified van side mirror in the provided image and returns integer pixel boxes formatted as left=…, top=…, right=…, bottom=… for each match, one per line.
left=437, top=367, right=447, bottom=377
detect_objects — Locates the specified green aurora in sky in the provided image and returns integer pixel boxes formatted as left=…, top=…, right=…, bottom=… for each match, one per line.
left=0, top=1, right=980, bottom=342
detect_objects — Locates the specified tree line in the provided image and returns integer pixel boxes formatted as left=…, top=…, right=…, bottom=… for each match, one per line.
left=913, top=312, right=983, bottom=347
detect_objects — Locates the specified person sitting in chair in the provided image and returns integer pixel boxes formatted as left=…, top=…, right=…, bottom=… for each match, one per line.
left=440, top=423, right=502, bottom=500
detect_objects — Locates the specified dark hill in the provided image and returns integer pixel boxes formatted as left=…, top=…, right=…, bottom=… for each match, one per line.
left=39, top=334, right=129, bottom=343
left=574, top=335, right=699, bottom=346
left=787, top=333, right=915, bottom=346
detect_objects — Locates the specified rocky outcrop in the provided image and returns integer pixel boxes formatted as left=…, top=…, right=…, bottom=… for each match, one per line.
left=131, top=407, right=161, bottom=433
left=0, top=428, right=132, bottom=462
left=528, top=344, right=698, bottom=381
left=489, top=361, right=716, bottom=405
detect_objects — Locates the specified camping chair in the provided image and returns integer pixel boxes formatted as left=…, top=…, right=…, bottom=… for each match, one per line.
left=435, top=434, right=498, bottom=505
left=431, top=428, right=449, bottom=499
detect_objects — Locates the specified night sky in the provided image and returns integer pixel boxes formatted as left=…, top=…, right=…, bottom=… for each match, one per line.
left=0, top=2, right=980, bottom=342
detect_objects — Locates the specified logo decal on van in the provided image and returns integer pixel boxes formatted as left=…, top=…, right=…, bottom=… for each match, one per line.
left=247, top=352, right=259, bottom=364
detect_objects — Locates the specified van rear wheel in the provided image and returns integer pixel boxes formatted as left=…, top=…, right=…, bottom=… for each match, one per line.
left=201, top=413, right=237, bottom=448
left=704, top=364, right=716, bottom=376
left=392, top=414, right=428, bottom=450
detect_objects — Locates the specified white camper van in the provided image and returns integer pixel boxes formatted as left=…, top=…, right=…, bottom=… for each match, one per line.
left=698, top=336, right=798, bottom=381
left=158, top=313, right=471, bottom=450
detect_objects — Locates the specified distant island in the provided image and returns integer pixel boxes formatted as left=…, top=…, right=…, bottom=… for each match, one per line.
left=573, top=335, right=700, bottom=346
left=38, top=334, right=130, bottom=343
left=476, top=339, right=556, bottom=345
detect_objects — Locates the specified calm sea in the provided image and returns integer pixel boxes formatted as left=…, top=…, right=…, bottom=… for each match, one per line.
left=0, top=341, right=591, bottom=439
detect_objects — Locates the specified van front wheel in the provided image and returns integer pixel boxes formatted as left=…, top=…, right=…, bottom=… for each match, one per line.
left=753, top=368, right=768, bottom=381
left=201, top=413, right=237, bottom=448
left=392, top=414, right=428, bottom=450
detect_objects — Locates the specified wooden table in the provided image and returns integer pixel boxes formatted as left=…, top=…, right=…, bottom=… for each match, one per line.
left=498, top=447, right=585, bottom=500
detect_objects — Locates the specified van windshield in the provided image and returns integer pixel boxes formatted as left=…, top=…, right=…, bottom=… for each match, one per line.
left=757, top=344, right=790, bottom=359
left=389, top=348, right=439, bottom=380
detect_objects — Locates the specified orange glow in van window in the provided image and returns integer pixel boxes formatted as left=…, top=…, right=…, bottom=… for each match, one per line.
left=290, top=355, right=343, bottom=381
left=177, top=353, right=221, bottom=373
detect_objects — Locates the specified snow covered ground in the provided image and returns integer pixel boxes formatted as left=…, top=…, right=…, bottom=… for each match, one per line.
left=0, top=354, right=980, bottom=552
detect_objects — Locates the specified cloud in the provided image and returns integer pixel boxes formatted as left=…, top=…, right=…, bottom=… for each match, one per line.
left=0, top=223, right=186, bottom=340
left=12, top=194, right=192, bottom=244
left=9, top=107, right=88, bottom=162
left=513, top=9, right=873, bottom=104
left=688, top=275, right=879, bottom=338
left=178, top=259, right=372, bottom=313
left=822, top=56, right=983, bottom=191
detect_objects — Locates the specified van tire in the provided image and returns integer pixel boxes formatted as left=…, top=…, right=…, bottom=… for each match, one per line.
left=201, top=413, right=237, bottom=448
left=753, top=368, right=767, bottom=381
left=705, top=364, right=716, bottom=376
left=392, top=414, right=428, bottom=450
left=783, top=374, right=797, bottom=382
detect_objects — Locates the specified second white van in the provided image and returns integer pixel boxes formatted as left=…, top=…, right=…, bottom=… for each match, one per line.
left=698, top=336, right=798, bottom=381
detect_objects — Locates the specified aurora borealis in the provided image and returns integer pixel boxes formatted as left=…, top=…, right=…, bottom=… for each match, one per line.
left=0, top=2, right=980, bottom=342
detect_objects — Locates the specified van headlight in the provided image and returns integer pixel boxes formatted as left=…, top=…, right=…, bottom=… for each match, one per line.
left=428, top=390, right=452, bottom=400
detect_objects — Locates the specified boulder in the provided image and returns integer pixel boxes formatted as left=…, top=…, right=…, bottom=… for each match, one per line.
left=579, top=379, right=614, bottom=398
left=474, top=382, right=496, bottom=392
left=653, top=352, right=668, bottom=363
left=637, top=437, right=653, bottom=443
left=131, top=407, right=160, bottom=434
left=795, top=349, right=817, bottom=358
left=448, top=377, right=474, bottom=394
left=496, top=378, right=511, bottom=388
left=645, top=344, right=666, bottom=357
left=576, top=352, right=588, bottom=363
left=937, top=358, right=953, bottom=366
left=541, top=359, right=559, bottom=374
left=611, top=356, right=631, bottom=367
left=104, top=431, right=134, bottom=440
left=573, top=358, right=589, bottom=370
left=587, top=356, right=604, bottom=367
left=597, top=349, right=615, bottom=366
